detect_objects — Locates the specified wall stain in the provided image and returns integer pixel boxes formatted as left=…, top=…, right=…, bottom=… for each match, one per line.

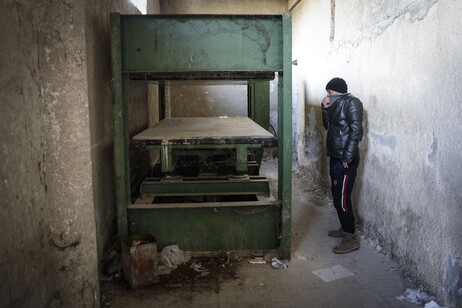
left=49, top=237, right=81, bottom=252
left=369, top=130, right=397, bottom=151
left=427, top=131, right=438, bottom=165
left=330, top=0, right=335, bottom=42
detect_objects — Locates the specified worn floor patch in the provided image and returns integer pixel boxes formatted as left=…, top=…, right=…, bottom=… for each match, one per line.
left=312, top=265, right=354, bottom=282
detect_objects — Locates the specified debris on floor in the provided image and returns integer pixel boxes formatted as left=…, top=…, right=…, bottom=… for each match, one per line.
left=424, top=300, right=441, bottom=308
left=270, top=258, right=288, bottom=269
left=312, top=264, right=354, bottom=282
left=100, top=254, right=242, bottom=306
left=247, top=257, right=266, bottom=264
left=395, top=288, right=436, bottom=305
left=158, top=244, right=191, bottom=275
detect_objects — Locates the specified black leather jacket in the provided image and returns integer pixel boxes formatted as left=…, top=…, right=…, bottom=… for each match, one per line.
left=322, top=94, right=363, bottom=162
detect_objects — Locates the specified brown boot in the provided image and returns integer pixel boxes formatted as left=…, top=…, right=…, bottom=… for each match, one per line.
left=328, top=227, right=345, bottom=238
left=333, top=232, right=360, bottom=254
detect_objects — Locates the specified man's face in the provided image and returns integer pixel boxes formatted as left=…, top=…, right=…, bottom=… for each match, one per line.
left=327, top=89, right=341, bottom=96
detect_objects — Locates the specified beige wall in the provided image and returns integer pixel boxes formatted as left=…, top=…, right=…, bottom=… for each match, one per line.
left=160, top=0, right=287, bottom=14
left=292, top=0, right=462, bottom=303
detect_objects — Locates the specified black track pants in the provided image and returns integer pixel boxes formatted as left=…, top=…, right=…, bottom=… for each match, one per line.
left=329, top=157, right=359, bottom=234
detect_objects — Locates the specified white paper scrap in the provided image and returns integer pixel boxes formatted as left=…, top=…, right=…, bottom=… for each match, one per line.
left=396, top=288, right=436, bottom=305
left=424, top=300, right=440, bottom=308
left=312, top=265, right=354, bottom=282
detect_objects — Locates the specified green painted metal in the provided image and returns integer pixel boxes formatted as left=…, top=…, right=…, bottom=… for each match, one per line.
left=235, top=144, right=249, bottom=173
left=120, top=15, right=283, bottom=72
left=112, top=13, right=292, bottom=256
left=147, top=144, right=261, bottom=150
left=166, top=150, right=230, bottom=156
left=252, top=82, right=271, bottom=130
left=279, top=13, right=293, bottom=260
left=149, top=144, right=262, bottom=174
left=248, top=81, right=271, bottom=167
left=128, top=206, right=280, bottom=251
left=140, top=177, right=270, bottom=195
left=111, top=14, right=129, bottom=239
left=160, top=145, right=173, bottom=173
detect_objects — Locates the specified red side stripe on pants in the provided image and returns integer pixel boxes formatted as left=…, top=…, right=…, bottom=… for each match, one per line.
left=341, top=175, right=349, bottom=212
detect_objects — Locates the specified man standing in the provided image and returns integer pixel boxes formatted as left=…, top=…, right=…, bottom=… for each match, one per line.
left=321, top=77, right=364, bottom=254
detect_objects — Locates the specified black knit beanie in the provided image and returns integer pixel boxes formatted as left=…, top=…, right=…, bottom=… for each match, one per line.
left=325, top=77, right=348, bottom=93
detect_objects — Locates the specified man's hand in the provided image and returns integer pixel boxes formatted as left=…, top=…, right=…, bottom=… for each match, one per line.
left=343, top=161, right=350, bottom=168
left=322, top=96, right=330, bottom=108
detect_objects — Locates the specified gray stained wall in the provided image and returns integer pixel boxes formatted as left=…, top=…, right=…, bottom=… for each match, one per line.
left=0, top=0, right=157, bottom=307
left=292, top=0, right=462, bottom=303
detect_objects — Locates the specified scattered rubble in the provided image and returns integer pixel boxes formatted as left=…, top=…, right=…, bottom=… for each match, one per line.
left=396, top=288, right=436, bottom=305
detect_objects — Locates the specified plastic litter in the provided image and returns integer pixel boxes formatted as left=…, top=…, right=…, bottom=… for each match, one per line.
left=190, top=261, right=208, bottom=272
left=396, top=288, right=436, bottom=305
left=158, top=244, right=191, bottom=270
left=271, top=258, right=288, bottom=269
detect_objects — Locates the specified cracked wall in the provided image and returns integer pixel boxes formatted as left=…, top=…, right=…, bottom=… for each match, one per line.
left=0, top=0, right=153, bottom=307
left=292, top=0, right=462, bottom=304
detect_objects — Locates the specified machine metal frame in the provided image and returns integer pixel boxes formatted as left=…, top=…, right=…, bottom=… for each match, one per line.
left=111, top=13, right=292, bottom=258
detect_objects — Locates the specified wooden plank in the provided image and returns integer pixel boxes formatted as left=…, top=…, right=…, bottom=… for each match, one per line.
left=132, top=117, right=275, bottom=142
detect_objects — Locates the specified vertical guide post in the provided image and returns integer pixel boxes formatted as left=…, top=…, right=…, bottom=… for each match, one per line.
left=111, top=13, right=128, bottom=239
left=279, top=13, right=292, bottom=260
left=158, top=81, right=165, bottom=121
left=248, top=82, right=270, bottom=167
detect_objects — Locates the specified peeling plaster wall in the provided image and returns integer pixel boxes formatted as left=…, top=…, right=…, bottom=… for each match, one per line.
left=293, top=0, right=462, bottom=302
left=0, top=0, right=153, bottom=307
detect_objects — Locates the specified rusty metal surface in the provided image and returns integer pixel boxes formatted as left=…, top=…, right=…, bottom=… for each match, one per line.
left=122, top=235, right=159, bottom=289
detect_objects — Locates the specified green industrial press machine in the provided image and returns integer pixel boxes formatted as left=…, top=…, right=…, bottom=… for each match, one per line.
left=111, top=13, right=292, bottom=259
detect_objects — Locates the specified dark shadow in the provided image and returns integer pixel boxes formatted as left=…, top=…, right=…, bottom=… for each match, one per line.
left=291, top=82, right=329, bottom=254
left=352, top=104, right=369, bottom=232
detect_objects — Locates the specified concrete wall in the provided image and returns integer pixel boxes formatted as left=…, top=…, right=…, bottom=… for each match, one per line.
left=168, top=83, right=247, bottom=117
left=160, top=0, right=287, bottom=14
left=0, top=0, right=158, bottom=307
left=0, top=1, right=52, bottom=306
left=292, top=0, right=462, bottom=303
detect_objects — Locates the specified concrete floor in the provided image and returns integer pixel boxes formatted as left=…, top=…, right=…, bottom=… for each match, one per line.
left=102, top=159, right=421, bottom=308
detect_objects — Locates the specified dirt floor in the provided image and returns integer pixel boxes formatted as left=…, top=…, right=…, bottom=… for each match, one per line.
left=100, top=158, right=422, bottom=308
